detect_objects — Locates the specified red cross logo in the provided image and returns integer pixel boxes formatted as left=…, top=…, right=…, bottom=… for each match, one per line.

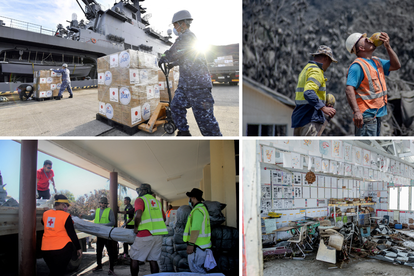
left=47, top=217, right=55, bottom=227
left=151, top=200, right=156, bottom=207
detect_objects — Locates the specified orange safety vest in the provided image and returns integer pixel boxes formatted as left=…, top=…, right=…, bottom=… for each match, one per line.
left=167, top=210, right=171, bottom=218
left=41, top=210, right=72, bottom=251
left=348, top=57, right=388, bottom=115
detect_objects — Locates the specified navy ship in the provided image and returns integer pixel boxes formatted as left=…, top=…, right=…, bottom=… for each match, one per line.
left=0, top=0, right=172, bottom=92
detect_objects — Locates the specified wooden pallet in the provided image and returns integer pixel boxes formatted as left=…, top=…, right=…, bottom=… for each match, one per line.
left=96, top=113, right=141, bottom=136
left=32, top=97, right=54, bottom=102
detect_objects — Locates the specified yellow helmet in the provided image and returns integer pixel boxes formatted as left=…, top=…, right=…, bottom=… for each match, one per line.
left=326, top=93, right=335, bottom=107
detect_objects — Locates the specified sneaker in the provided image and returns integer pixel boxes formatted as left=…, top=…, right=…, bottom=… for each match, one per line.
left=108, top=269, right=117, bottom=275
left=69, top=94, right=73, bottom=98
left=176, top=130, right=191, bottom=136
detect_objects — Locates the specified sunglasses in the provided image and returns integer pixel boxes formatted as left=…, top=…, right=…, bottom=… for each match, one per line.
left=46, top=166, right=52, bottom=169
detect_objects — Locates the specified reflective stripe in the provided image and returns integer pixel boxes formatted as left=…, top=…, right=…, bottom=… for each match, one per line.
left=198, top=233, right=211, bottom=237
left=307, top=77, right=321, bottom=87
left=152, top=228, right=168, bottom=233
left=296, top=87, right=304, bottom=92
left=356, top=90, right=387, bottom=100
left=319, top=87, right=326, bottom=91
left=358, top=62, right=375, bottom=92
left=295, top=99, right=326, bottom=105
left=141, top=218, right=152, bottom=224
left=199, top=242, right=212, bottom=249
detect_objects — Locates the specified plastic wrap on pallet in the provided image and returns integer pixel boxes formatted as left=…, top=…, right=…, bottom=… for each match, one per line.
left=72, top=217, right=135, bottom=243
left=158, top=252, right=175, bottom=272
left=204, top=200, right=226, bottom=226
left=211, top=225, right=239, bottom=253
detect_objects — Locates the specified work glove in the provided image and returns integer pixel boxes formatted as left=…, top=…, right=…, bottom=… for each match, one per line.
left=158, top=56, right=167, bottom=68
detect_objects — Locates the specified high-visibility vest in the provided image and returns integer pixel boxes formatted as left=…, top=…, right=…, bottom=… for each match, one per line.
left=348, top=57, right=387, bottom=115
left=295, top=63, right=327, bottom=106
left=183, top=203, right=212, bottom=249
left=137, top=194, right=168, bottom=235
left=41, top=210, right=72, bottom=251
left=167, top=210, right=171, bottom=218
left=94, top=208, right=111, bottom=224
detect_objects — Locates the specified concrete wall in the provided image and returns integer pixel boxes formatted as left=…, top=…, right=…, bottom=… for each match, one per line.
left=171, top=197, right=189, bottom=207
left=243, top=83, right=294, bottom=136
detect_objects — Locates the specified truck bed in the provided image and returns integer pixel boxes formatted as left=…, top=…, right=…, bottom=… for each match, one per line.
left=0, top=207, right=45, bottom=236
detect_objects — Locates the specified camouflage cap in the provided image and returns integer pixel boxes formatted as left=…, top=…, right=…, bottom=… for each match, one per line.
left=310, top=45, right=338, bottom=63
left=99, top=197, right=108, bottom=204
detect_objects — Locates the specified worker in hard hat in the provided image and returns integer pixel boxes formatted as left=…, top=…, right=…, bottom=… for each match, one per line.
left=51, top=63, right=73, bottom=100
left=291, top=45, right=337, bottom=136
left=158, top=10, right=222, bottom=136
left=41, top=194, right=82, bottom=276
left=79, top=197, right=117, bottom=274
left=345, top=32, right=401, bottom=136
left=16, top=83, right=34, bottom=101
left=130, top=183, right=167, bottom=276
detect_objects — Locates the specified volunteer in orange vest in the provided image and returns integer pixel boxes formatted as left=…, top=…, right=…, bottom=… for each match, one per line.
left=37, top=160, right=57, bottom=199
left=41, top=194, right=82, bottom=276
left=166, top=204, right=173, bottom=226
left=79, top=196, right=117, bottom=274
left=345, top=32, right=401, bottom=136
left=130, top=183, right=167, bottom=276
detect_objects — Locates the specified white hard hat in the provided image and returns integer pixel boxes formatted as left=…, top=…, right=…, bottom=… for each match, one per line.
left=172, top=10, right=192, bottom=24
left=346, top=33, right=367, bottom=54
left=26, top=86, right=32, bottom=91
left=62, top=63, right=68, bottom=68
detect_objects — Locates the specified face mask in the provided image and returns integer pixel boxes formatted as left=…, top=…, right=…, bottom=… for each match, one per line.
left=173, top=28, right=179, bottom=36
left=189, top=200, right=192, bottom=208
left=63, top=206, right=69, bottom=212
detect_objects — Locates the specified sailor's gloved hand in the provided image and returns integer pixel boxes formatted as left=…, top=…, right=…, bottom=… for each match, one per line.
left=167, top=63, right=176, bottom=69
left=158, top=57, right=167, bottom=68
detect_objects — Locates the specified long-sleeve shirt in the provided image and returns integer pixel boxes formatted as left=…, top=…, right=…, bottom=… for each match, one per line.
left=52, top=68, right=71, bottom=83
left=291, top=61, right=326, bottom=128
left=161, top=29, right=212, bottom=90
left=82, top=208, right=115, bottom=227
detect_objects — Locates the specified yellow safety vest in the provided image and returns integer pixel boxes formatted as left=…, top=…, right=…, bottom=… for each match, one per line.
left=295, top=63, right=327, bottom=105
left=94, top=208, right=111, bottom=224
left=127, top=209, right=135, bottom=226
left=137, top=194, right=168, bottom=235
left=183, top=203, right=212, bottom=249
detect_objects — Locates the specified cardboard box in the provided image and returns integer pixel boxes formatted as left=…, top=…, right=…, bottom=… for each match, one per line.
left=97, top=49, right=161, bottom=127
left=33, top=70, right=62, bottom=98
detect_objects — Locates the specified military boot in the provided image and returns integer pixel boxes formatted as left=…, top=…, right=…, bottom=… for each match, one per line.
left=176, top=130, right=191, bottom=136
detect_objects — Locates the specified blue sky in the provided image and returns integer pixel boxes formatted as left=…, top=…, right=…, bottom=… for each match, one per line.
left=0, top=140, right=136, bottom=202
left=0, top=0, right=241, bottom=46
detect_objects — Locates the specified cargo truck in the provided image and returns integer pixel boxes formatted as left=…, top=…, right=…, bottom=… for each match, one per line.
left=209, top=55, right=239, bottom=86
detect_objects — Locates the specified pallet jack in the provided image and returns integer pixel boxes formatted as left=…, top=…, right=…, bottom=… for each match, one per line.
left=138, top=62, right=177, bottom=134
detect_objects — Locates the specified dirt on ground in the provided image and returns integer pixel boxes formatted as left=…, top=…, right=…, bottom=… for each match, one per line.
left=263, top=253, right=414, bottom=276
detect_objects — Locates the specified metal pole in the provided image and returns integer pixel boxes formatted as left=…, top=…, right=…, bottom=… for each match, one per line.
left=18, top=140, right=38, bottom=276
left=110, top=172, right=118, bottom=217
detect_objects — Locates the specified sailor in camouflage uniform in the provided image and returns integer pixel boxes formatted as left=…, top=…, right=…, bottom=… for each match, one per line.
left=158, top=10, right=222, bottom=136
left=51, top=63, right=73, bottom=100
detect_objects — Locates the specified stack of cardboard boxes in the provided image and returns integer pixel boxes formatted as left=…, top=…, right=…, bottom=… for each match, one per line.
left=97, top=49, right=161, bottom=127
left=33, top=70, right=62, bottom=99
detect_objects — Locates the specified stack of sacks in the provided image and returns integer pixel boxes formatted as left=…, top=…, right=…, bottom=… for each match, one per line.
left=33, top=70, right=62, bottom=98
left=158, top=66, right=179, bottom=102
left=97, top=50, right=160, bottom=127
left=158, top=226, right=175, bottom=272
left=203, top=200, right=226, bottom=226
left=210, top=225, right=239, bottom=276
left=172, top=205, right=192, bottom=272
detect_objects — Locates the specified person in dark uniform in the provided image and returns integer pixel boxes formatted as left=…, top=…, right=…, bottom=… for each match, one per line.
left=119, top=196, right=135, bottom=258
left=41, top=194, right=82, bottom=276
left=17, top=84, right=34, bottom=101
left=158, top=10, right=222, bottom=137
left=51, top=63, right=73, bottom=100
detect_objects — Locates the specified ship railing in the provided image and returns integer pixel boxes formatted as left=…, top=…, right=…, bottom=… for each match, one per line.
left=0, top=15, right=55, bottom=36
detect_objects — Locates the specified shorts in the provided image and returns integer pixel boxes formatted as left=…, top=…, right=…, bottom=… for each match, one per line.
left=37, top=189, right=51, bottom=199
left=294, top=122, right=323, bottom=136
left=130, top=235, right=162, bottom=262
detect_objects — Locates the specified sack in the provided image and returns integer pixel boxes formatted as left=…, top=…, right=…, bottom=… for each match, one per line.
left=204, top=249, right=217, bottom=271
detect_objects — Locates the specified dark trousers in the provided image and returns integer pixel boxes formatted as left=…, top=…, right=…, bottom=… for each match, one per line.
left=42, top=242, right=73, bottom=276
left=97, top=237, right=116, bottom=270
left=37, top=189, right=51, bottom=199
left=123, top=225, right=134, bottom=255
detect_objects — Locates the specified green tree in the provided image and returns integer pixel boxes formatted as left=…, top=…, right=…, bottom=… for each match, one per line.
left=57, top=189, right=75, bottom=202
left=68, top=189, right=110, bottom=217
